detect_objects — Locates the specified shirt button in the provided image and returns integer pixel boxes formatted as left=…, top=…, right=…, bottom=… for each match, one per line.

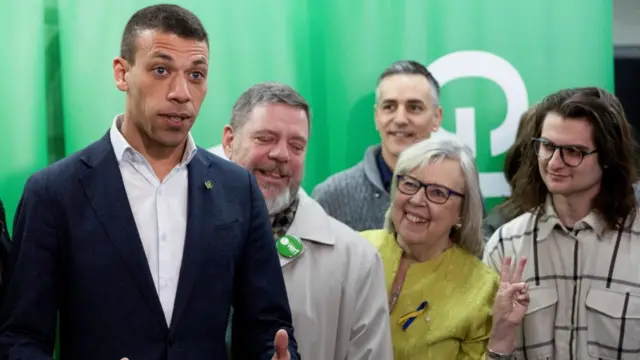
left=374, top=192, right=381, bottom=198
left=161, top=234, right=167, bottom=241
left=158, top=188, right=163, bottom=195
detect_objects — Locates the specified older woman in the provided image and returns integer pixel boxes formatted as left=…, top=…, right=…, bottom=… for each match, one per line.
left=361, top=137, right=527, bottom=359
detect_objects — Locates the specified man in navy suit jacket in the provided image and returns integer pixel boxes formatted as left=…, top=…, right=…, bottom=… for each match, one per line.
left=0, top=4, right=299, bottom=360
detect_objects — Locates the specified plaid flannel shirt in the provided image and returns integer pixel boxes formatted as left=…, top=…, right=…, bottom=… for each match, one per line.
left=484, top=196, right=640, bottom=360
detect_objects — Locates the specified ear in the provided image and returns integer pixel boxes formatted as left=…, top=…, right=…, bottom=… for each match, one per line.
left=113, top=57, right=131, bottom=92
left=221, top=125, right=235, bottom=158
left=373, top=104, right=382, bottom=131
left=432, top=106, right=444, bottom=132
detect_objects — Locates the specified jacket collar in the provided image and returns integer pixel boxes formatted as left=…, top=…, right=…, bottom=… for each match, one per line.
left=109, top=114, right=197, bottom=166
left=362, top=144, right=387, bottom=193
left=286, top=189, right=335, bottom=246
left=536, top=195, right=607, bottom=241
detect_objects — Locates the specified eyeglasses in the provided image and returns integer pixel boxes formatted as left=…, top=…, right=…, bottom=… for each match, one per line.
left=532, top=138, right=597, bottom=167
left=396, top=174, right=464, bottom=204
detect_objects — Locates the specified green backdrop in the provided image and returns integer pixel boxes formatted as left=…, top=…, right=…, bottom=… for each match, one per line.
left=1, top=0, right=614, bottom=235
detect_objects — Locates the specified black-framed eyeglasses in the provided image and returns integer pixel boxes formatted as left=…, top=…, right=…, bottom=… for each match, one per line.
left=396, top=174, right=464, bottom=204
left=531, top=138, right=597, bottom=167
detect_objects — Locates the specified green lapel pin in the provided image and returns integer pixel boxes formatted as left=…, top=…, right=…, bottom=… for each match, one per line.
left=204, top=180, right=213, bottom=190
left=276, top=235, right=303, bottom=258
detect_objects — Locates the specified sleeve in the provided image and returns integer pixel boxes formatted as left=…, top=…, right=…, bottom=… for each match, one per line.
left=0, top=174, right=58, bottom=359
left=230, top=172, right=300, bottom=360
left=482, top=226, right=507, bottom=273
left=458, top=273, right=500, bottom=360
left=347, top=251, right=394, bottom=360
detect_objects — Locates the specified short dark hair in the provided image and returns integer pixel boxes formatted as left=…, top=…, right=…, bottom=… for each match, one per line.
left=120, top=4, right=209, bottom=64
left=377, top=60, right=440, bottom=104
left=230, top=82, right=310, bottom=131
left=511, top=87, right=638, bottom=229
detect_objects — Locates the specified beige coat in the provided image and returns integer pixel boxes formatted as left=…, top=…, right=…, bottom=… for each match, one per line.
left=282, top=190, right=393, bottom=360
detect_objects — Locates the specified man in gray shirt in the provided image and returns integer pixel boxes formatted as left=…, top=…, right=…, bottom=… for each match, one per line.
left=312, top=60, right=443, bottom=231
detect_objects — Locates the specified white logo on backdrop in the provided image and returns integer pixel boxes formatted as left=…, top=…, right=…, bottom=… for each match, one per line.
left=428, top=50, right=529, bottom=198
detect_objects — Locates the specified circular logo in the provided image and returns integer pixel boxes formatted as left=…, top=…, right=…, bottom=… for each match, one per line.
left=276, top=235, right=303, bottom=258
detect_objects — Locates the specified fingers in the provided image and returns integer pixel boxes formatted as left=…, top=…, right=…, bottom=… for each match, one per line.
left=502, top=282, right=528, bottom=299
left=274, top=329, right=289, bottom=359
left=500, top=256, right=513, bottom=283
left=510, top=256, right=527, bottom=283
left=515, top=292, right=530, bottom=303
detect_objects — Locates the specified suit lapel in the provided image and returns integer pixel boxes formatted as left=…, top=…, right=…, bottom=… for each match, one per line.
left=170, top=152, right=216, bottom=330
left=78, top=133, right=167, bottom=331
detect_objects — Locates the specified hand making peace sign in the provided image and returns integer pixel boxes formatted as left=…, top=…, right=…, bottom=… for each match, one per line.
left=493, top=256, right=530, bottom=327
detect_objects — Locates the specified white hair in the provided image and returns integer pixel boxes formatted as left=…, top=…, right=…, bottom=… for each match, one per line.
left=383, top=136, right=484, bottom=257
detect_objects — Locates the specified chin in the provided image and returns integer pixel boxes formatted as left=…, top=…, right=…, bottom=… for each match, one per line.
left=546, top=184, right=576, bottom=196
left=396, top=229, right=422, bottom=246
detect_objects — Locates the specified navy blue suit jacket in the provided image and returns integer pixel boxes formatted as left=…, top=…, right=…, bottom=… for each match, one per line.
left=0, top=133, right=299, bottom=360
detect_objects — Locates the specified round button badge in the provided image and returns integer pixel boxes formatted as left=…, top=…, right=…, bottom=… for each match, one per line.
left=276, top=235, right=303, bottom=258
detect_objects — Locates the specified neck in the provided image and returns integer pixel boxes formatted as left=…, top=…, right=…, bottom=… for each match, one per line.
left=398, top=235, right=453, bottom=263
left=381, top=147, right=398, bottom=171
left=551, top=186, right=599, bottom=227
left=120, top=114, right=187, bottom=179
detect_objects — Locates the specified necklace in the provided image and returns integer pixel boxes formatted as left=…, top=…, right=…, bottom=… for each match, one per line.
left=388, top=256, right=410, bottom=313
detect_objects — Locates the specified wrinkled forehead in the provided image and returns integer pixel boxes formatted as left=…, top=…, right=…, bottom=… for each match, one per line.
left=135, top=30, right=209, bottom=63
left=378, top=74, right=433, bottom=103
left=243, top=103, right=309, bottom=138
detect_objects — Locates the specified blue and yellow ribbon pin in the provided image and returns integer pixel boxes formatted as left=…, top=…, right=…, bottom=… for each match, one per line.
left=397, top=301, right=428, bottom=331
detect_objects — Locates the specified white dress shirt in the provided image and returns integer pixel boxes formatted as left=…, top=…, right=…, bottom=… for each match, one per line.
left=109, top=115, right=197, bottom=325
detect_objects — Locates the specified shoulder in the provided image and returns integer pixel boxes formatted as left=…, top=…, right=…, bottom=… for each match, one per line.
left=199, top=147, right=252, bottom=183
left=484, top=211, right=537, bottom=259
left=327, top=216, right=380, bottom=259
left=359, top=229, right=391, bottom=251
left=25, top=140, right=106, bottom=194
left=312, top=161, right=366, bottom=197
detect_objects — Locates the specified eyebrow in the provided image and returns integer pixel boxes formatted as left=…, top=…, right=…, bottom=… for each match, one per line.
left=540, top=137, right=591, bottom=149
left=254, top=129, right=308, bottom=143
left=150, top=51, right=208, bottom=67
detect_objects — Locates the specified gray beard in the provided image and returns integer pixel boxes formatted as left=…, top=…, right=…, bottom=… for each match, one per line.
left=266, top=185, right=299, bottom=215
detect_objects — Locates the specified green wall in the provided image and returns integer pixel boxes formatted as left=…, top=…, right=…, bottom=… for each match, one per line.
left=1, top=0, right=614, bottom=234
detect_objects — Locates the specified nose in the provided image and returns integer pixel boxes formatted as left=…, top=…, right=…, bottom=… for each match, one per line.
left=268, top=140, right=290, bottom=163
left=408, top=187, right=428, bottom=205
left=547, top=148, right=565, bottom=169
left=393, top=106, right=409, bottom=125
left=167, top=75, right=192, bottom=104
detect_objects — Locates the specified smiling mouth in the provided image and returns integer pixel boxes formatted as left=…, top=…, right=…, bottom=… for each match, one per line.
left=258, top=169, right=287, bottom=180
left=406, top=213, right=428, bottom=223
left=389, top=132, right=415, bottom=139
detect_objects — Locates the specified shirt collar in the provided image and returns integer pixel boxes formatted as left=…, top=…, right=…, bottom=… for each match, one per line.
left=536, top=195, right=607, bottom=241
left=286, top=189, right=335, bottom=246
left=375, top=147, right=393, bottom=193
left=109, top=114, right=198, bottom=166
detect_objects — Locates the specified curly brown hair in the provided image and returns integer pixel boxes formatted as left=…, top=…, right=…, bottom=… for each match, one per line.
left=510, top=87, right=638, bottom=229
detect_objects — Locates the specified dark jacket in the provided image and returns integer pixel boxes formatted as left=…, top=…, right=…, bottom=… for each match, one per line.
left=0, top=133, right=299, bottom=360
left=0, top=199, right=10, bottom=305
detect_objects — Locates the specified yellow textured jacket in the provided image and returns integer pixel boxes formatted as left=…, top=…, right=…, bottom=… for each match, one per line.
left=361, top=229, right=499, bottom=360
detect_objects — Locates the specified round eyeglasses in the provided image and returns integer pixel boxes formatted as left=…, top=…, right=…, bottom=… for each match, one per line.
left=532, top=138, right=597, bottom=167
left=396, top=174, right=464, bottom=204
